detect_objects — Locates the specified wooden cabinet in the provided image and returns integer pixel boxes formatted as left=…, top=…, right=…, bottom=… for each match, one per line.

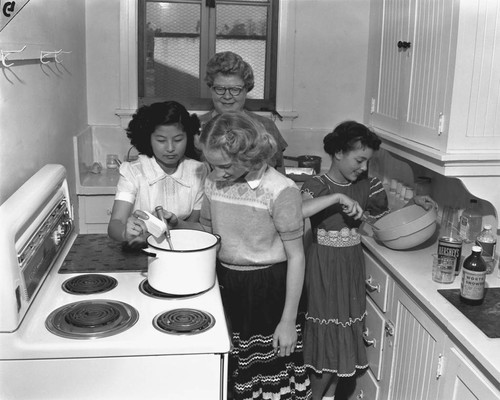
left=366, top=0, right=500, bottom=155
left=438, top=345, right=500, bottom=400
left=388, top=284, right=446, bottom=400
left=78, top=195, right=114, bottom=234
left=356, top=248, right=500, bottom=400
left=348, top=251, right=395, bottom=399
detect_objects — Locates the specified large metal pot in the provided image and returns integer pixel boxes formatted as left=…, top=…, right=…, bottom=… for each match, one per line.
left=283, top=155, right=322, bottom=174
left=144, top=229, right=220, bottom=295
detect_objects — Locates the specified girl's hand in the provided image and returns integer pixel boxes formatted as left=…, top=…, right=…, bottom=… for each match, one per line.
left=124, top=210, right=149, bottom=245
left=155, top=207, right=179, bottom=228
left=337, top=194, right=364, bottom=220
left=273, top=320, right=298, bottom=357
left=412, top=195, right=438, bottom=211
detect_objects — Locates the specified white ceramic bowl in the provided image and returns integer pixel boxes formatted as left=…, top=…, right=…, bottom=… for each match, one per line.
left=373, top=205, right=437, bottom=250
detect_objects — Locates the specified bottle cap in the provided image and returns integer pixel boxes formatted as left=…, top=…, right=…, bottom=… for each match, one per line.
left=472, top=245, right=482, bottom=252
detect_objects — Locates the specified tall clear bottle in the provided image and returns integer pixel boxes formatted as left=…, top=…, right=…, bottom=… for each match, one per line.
left=438, top=207, right=463, bottom=275
left=459, top=199, right=482, bottom=243
left=460, top=246, right=487, bottom=306
left=476, top=224, right=497, bottom=274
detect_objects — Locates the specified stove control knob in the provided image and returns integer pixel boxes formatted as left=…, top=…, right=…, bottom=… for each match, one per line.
left=52, top=228, right=62, bottom=245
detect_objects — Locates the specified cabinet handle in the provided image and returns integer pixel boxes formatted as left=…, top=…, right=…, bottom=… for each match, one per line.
left=363, top=327, right=376, bottom=347
left=385, top=321, right=395, bottom=336
left=397, top=40, right=411, bottom=50
left=365, top=275, right=381, bottom=292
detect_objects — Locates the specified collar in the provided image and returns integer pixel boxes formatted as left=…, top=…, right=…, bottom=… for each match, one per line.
left=244, top=164, right=268, bottom=190
left=142, top=155, right=191, bottom=187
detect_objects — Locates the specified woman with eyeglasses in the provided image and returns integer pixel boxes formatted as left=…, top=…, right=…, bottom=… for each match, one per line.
left=197, top=51, right=288, bottom=168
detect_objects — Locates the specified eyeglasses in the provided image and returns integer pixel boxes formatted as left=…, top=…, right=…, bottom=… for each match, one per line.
left=212, top=86, right=244, bottom=96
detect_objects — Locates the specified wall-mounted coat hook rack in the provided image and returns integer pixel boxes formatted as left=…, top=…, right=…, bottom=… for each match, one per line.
left=40, top=49, right=72, bottom=64
left=1, top=45, right=27, bottom=67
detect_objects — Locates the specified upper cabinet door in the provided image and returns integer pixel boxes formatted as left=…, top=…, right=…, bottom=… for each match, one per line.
left=370, top=0, right=410, bottom=136
left=369, top=0, right=456, bottom=151
left=405, top=0, right=456, bottom=149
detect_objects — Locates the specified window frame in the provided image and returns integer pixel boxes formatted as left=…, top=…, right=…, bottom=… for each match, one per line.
left=116, top=0, right=296, bottom=128
left=137, top=0, right=279, bottom=112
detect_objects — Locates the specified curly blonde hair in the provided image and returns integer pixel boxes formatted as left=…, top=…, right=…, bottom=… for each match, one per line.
left=200, top=111, right=277, bottom=170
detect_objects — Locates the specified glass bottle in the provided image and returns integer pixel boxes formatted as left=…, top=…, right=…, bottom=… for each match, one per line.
left=476, top=224, right=497, bottom=274
left=459, top=199, right=482, bottom=243
left=460, top=245, right=487, bottom=305
left=438, top=206, right=463, bottom=275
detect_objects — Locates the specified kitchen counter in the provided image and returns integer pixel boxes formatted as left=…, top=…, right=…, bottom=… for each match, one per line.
left=77, top=169, right=119, bottom=195
left=361, top=226, right=500, bottom=388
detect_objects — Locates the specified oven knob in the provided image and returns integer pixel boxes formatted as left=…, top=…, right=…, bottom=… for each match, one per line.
left=52, top=229, right=62, bottom=245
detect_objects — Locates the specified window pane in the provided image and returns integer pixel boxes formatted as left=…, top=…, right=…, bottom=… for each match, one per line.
left=145, top=2, right=201, bottom=99
left=215, top=4, right=269, bottom=99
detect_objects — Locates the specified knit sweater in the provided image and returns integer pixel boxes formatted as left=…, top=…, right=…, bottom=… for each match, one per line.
left=200, top=165, right=303, bottom=267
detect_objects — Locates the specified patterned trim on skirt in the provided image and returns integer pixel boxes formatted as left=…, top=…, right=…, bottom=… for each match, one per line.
left=217, top=261, right=311, bottom=400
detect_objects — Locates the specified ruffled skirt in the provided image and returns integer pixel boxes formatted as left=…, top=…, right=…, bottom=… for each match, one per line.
left=302, top=243, right=368, bottom=377
left=217, top=261, right=311, bottom=400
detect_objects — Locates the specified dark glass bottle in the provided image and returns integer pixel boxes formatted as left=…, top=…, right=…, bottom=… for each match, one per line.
left=460, top=245, right=487, bottom=305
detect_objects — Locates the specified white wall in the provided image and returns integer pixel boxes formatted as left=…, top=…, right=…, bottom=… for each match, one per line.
left=0, top=0, right=87, bottom=204
left=85, top=0, right=372, bottom=169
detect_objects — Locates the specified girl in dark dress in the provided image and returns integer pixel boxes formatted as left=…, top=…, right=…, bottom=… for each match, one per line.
left=301, top=121, right=389, bottom=400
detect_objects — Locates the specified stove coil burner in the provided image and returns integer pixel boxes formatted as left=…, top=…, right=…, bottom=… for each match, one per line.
left=62, top=274, right=118, bottom=295
left=153, top=308, right=215, bottom=335
left=139, top=279, right=210, bottom=299
left=46, top=300, right=139, bottom=339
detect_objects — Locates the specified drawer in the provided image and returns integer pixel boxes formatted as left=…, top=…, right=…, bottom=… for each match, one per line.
left=350, top=368, right=380, bottom=400
left=81, top=195, right=115, bottom=224
left=364, top=297, right=385, bottom=381
left=364, top=251, right=390, bottom=312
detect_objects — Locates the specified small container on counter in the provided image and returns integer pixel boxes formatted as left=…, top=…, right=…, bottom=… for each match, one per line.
left=460, top=245, right=487, bottom=305
left=106, top=154, right=120, bottom=169
left=438, top=206, right=463, bottom=275
left=432, top=254, right=455, bottom=283
left=476, top=224, right=497, bottom=274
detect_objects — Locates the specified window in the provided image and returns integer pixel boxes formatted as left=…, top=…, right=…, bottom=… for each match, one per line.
left=138, top=0, right=279, bottom=111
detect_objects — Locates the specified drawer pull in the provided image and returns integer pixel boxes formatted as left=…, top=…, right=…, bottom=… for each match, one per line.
left=365, top=275, right=381, bottom=292
left=363, top=327, right=377, bottom=347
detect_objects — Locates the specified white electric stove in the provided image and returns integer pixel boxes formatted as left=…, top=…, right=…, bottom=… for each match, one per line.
left=0, top=164, right=231, bottom=400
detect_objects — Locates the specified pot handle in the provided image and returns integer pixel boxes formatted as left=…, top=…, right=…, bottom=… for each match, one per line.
left=140, top=248, right=157, bottom=258
left=214, top=234, right=222, bottom=251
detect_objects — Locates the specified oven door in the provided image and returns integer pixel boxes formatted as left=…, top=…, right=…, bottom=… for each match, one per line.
left=1, top=353, right=228, bottom=400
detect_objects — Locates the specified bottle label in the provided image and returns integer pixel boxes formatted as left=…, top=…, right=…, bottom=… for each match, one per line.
left=461, top=269, right=486, bottom=300
left=476, top=240, right=495, bottom=260
left=438, top=237, right=462, bottom=273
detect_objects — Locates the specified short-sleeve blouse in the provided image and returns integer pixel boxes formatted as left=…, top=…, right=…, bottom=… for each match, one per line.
left=115, top=155, right=208, bottom=220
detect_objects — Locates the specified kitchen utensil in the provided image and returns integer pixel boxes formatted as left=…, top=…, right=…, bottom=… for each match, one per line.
left=361, top=213, right=379, bottom=231
left=283, top=155, right=322, bottom=174
left=372, top=205, right=437, bottom=250
left=155, top=206, right=174, bottom=250
left=144, top=229, right=220, bottom=295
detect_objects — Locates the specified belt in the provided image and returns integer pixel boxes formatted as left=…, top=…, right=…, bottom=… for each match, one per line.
left=316, top=227, right=361, bottom=247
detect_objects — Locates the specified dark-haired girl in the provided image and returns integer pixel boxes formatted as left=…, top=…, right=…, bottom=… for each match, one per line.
left=301, top=121, right=389, bottom=400
left=301, top=121, right=436, bottom=399
left=108, top=101, right=208, bottom=247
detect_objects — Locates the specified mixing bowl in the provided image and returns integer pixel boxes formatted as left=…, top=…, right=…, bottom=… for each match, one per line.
left=373, top=205, right=437, bottom=250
